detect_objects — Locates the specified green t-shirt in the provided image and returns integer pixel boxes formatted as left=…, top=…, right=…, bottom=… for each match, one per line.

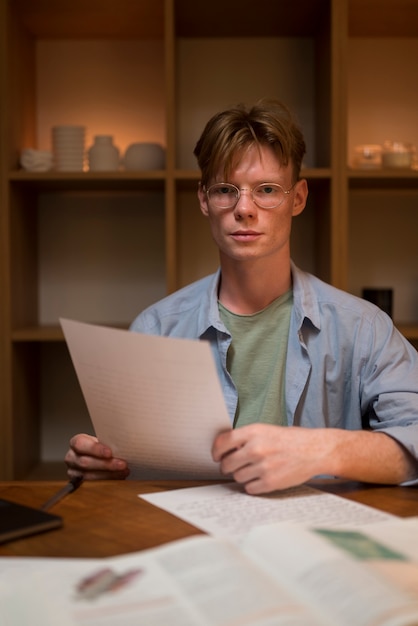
left=219, top=290, right=293, bottom=428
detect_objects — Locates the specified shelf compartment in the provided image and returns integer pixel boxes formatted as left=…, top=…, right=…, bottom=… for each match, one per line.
left=8, top=186, right=167, bottom=330
left=175, top=35, right=332, bottom=170
left=348, top=188, right=418, bottom=325
left=175, top=175, right=333, bottom=288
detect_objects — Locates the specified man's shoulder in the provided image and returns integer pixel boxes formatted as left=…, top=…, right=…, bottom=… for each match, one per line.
left=291, top=263, right=388, bottom=325
left=293, top=264, right=363, bottom=306
left=130, top=272, right=218, bottom=335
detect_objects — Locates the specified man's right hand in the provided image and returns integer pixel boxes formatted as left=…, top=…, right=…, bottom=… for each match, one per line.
left=65, top=434, right=130, bottom=480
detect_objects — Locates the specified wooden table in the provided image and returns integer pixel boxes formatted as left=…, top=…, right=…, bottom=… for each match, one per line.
left=0, top=479, right=417, bottom=558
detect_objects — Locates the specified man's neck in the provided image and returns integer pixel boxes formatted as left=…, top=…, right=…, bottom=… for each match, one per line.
left=218, top=257, right=292, bottom=315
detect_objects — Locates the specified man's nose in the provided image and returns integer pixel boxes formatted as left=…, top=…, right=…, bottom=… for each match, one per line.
left=234, top=189, right=256, bottom=217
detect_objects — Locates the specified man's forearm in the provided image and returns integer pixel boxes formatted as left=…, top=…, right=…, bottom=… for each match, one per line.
left=328, top=429, right=418, bottom=485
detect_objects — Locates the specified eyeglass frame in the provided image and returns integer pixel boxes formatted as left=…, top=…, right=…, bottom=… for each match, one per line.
left=204, top=181, right=297, bottom=210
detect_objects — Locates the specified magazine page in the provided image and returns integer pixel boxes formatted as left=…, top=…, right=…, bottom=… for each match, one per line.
left=0, top=535, right=327, bottom=626
left=2, top=521, right=418, bottom=626
left=241, top=519, right=418, bottom=626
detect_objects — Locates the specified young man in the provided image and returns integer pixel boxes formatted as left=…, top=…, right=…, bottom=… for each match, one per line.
left=65, top=99, right=418, bottom=493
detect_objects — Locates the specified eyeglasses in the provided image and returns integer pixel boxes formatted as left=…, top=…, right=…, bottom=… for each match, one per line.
left=205, top=182, right=295, bottom=210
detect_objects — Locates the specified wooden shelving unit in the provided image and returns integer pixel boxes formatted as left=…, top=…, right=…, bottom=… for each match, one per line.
left=1, top=0, right=417, bottom=479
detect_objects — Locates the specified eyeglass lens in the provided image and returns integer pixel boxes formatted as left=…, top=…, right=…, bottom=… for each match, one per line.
left=207, top=183, right=287, bottom=209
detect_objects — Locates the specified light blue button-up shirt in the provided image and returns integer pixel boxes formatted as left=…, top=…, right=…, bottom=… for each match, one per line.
left=130, top=262, right=418, bottom=476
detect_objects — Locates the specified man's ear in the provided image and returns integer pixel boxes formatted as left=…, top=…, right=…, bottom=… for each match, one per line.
left=198, top=183, right=209, bottom=217
left=292, top=178, right=308, bottom=217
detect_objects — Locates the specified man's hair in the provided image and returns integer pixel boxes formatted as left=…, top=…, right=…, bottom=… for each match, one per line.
left=193, top=99, right=306, bottom=188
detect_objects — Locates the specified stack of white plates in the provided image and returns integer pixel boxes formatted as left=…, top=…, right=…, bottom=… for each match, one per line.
left=52, top=125, right=86, bottom=171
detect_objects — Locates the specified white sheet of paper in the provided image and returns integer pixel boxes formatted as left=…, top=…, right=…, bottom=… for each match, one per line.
left=140, top=482, right=396, bottom=539
left=61, top=318, right=231, bottom=479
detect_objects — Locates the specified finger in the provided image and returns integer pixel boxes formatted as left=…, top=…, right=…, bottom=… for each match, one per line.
left=219, top=446, right=251, bottom=476
left=66, top=449, right=127, bottom=472
left=212, top=428, right=240, bottom=461
left=69, top=434, right=113, bottom=460
left=243, top=477, right=271, bottom=495
left=66, top=457, right=129, bottom=481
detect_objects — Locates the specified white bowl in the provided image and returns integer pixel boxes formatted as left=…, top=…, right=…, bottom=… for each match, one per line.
left=20, top=149, right=53, bottom=172
left=124, top=142, right=165, bottom=170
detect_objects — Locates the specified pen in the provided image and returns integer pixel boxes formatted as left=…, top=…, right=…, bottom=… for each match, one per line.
left=75, top=567, right=143, bottom=600
left=75, top=568, right=117, bottom=600
left=40, top=475, right=84, bottom=511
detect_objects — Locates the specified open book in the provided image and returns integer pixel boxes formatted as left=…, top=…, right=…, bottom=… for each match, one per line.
left=2, top=517, right=418, bottom=625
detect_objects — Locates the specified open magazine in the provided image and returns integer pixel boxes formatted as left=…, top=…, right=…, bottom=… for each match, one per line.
left=1, top=517, right=418, bottom=625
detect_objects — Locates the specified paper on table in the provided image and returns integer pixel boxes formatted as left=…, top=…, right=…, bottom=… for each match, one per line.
left=60, top=318, right=231, bottom=479
left=140, top=482, right=396, bottom=540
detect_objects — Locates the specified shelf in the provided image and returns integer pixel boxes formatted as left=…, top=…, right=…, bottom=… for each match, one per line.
left=12, top=323, right=130, bottom=342
left=175, top=167, right=332, bottom=181
left=9, top=167, right=332, bottom=193
left=396, top=324, right=418, bottom=341
left=348, top=169, right=418, bottom=190
left=11, top=322, right=418, bottom=344
left=12, top=326, right=65, bottom=342
left=9, top=170, right=167, bottom=192
left=348, top=168, right=418, bottom=178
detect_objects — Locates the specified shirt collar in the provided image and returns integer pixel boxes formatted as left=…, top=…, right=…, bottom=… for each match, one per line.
left=290, top=261, right=321, bottom=331
left=198, top=269, right=227, bottom=338
left=201, top=262, right=322, bottom=336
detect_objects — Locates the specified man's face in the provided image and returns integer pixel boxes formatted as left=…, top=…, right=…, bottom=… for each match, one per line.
left=198, top=144, right=308, bottom=266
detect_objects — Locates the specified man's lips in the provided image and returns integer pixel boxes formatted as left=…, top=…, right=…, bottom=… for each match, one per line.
left=230, top=230, right=261, bottom=242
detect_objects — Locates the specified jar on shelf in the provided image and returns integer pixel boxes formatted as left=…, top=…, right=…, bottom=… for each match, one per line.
left=88, top=135, right=120, bottom=171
